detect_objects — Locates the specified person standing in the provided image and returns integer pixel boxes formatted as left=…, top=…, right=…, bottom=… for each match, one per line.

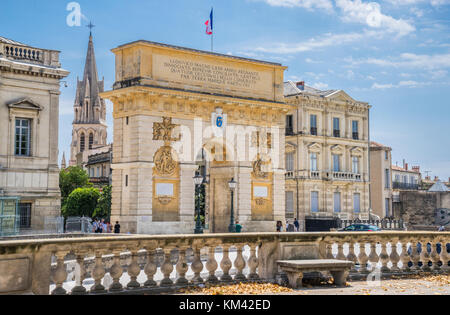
left=235, top=221, right=242, bottom=233
left=114, top=221, right=121, bottom=234
left=294, top=218, right=300, bottom=232
left=276, top=221, right=282, bottom=232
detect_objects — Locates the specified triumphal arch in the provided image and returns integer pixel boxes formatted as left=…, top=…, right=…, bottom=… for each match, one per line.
left=101, top=40, right=292, bottom=234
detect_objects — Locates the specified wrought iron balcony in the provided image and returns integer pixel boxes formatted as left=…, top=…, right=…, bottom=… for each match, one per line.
left=393, top=182, right=419, bottom=190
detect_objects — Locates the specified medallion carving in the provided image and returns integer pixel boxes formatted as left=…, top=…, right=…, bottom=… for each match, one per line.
left=154, top=145, right=178, bottom=176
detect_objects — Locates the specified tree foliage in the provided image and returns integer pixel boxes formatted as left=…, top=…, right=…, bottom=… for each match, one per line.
left=59, top=166, right=92, bottom=207
left=94, top=185, right=112, bottom=220
left=62, top=187, right=100, bottom=218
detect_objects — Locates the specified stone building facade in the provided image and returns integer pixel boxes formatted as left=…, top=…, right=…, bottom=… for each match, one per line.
left=284, top=81, right=371, bottom=230
left=0, top=36, right=69, bottom=232
left=101, top=40, right=291, bottom=234
left=69, top=34, right=108, bottom=166
left=369, top=141, right=393, bottom=219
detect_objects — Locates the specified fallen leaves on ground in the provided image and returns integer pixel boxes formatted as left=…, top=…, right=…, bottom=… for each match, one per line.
left=178, top=282, right=294, bottom=295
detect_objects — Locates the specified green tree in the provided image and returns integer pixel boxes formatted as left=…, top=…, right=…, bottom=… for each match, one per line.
left=62, top=187, right=100, bottom=218
left=59, top=166, right=92, bottom=208
left=94, top=185, right=112, bottom=220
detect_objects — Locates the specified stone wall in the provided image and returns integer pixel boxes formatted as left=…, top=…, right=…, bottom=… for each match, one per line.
left=393, top=191, right=450, bottom=227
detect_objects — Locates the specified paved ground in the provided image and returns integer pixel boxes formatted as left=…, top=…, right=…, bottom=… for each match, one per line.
left=176, top=274, right=450, bottom=295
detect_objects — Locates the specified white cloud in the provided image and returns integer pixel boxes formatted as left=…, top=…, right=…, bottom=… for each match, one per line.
left=384, top=0, right=450, bottom=6
left=312, top=82, right=330, bottom=89
left=336, top=0, right=415, bottom=36
left=253, top=31, right=367, bottom=54
left=350, top=53, right=450, bottom=69
left=261, top=0, right=334, bottom=10
left=371, top=80, right=431, bottom=89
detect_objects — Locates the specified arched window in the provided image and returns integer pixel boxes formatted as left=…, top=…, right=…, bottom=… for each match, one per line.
left=89, top=133, right=94, bottom=150
left=80, top=133, right=85, bottom=152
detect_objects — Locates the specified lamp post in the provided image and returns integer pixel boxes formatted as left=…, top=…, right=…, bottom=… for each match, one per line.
left=228, top=177, right=237, bottom=233
left=193, top=173, right=204, bottom=234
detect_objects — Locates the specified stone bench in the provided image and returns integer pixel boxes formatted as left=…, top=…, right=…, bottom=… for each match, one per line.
left=277, top=259, right=354, bottom=288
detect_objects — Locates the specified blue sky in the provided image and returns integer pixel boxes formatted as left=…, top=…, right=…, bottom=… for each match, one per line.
left=1, top=0, right=449, bottom=179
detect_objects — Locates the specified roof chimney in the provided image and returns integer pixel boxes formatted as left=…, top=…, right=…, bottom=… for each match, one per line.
left=434, top=176, right=439, bottom=181
left=296, top=81, right=305, bottom=91
left=412, top=165, right=420, bottom=173
left=425, top=176, right=431, bottom=180
left=404, top=163, right=408, bottom=171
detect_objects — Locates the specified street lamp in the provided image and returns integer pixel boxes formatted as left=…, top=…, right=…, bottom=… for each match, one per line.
left=228, top=177, right=237, bottom=233
left=193, top=173, right=204, bottom=234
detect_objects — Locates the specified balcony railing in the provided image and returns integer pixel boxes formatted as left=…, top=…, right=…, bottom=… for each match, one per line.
left=2, top=44, right=44, bottom=63
left=310, top=127, right=317, bottom=136
left=0, top=232, right=448, bottom=295
left=352, top=132, right=359, bottom=140
left=393, top=182, right=419, bottom=190
left=327, top=171, right=362, bottom=181
left=333, top=130, right=340, bottom=138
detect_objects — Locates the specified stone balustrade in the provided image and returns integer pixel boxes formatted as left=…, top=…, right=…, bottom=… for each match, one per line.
left=0, top=232, right=448, bottom=295
left=2, top=44, right=43, bottom=63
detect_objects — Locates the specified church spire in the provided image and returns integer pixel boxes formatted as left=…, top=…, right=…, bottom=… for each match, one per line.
left=61, top=152, right=67, bottom=169
left=74, top=32, right=105, bottom=124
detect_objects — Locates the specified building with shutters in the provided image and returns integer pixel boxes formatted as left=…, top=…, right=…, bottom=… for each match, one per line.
left=284, top=81, right=371, bottom=231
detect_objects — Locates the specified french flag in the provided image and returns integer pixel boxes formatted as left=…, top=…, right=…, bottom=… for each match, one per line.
left=205, top=8, right=213, bottom=35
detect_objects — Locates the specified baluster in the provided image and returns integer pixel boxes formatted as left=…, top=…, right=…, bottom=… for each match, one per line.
left=90, top=251, right=106, bottom=294
left=420, top=240, right=431, bottom=272
left=389, top=239, right=401, bottom=272
left=206, top=245, right=219, bottom=284
left=357, top=242, right=369, bottom=273
left=109, top=249, right=124, bottom=292
left=126, top=248, right=141, bottom=289
left=72, top=252, right=87, bottom=295
left=144, top=248, right=157, bottom=287
left=220, top=245, right=233, bottom=282
left=410, top=242, right=421, bottom=271
left=247, top=244, right=259, bottom=280
left=176, top=248, right=189, bottom=286
left=336, top=242, right=346, bottom=260
left=346, top=241, right=358, bottom=273
left=429, top=241, right=440, bottom=272
left=379, top=241, right=390, bottom=273
left=191, top=247, right=204, bottom=285
left=399, top=241, right=411, bottom=272
left=51, top=251, right=68, bottom=295
left=368, top=243, right=379, bottom=271
left=234, top=245, right=247, bottom=282
left=326, top=242, right=334, bottom=259
left=439, top=241, right=449, bottom=273
left=160, top=248, right=174, bottom=287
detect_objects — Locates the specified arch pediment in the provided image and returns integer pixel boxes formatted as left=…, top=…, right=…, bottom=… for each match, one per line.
left=307, top=142, right=322, bottom=153
left=350, top=146, right=364, bottom=156
left=330, top=144, right=344, bottom=154
left=6, top=98, right=43, bottom=111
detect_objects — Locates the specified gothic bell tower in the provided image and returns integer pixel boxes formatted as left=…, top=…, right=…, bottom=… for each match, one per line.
left=70, top=31, right=107, bottom=166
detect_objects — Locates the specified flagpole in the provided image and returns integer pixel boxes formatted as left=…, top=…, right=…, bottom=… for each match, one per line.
left=211, top=7, right=214, bottom=52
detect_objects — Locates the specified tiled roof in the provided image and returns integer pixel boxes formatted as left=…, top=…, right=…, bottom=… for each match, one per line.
left=284, top=81, right=338, bottom=97
left=428, top=180, right=449, bottom=192
left=391, top=165, right=420, bottom=173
